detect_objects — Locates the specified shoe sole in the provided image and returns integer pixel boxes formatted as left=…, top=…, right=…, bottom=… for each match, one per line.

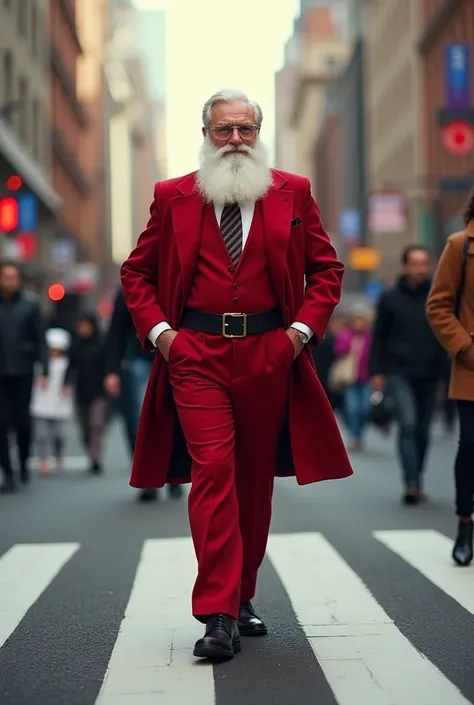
left=193, top=638, right=241, bottom=661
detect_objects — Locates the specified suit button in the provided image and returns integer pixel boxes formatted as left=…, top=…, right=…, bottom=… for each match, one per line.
left=228, top=264, right=236, bottom=272
left=232, top=282, right=239, bottom=290
left=232, top=297, right=239, bottom=304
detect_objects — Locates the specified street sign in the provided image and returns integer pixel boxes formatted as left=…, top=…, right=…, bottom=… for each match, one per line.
left=441, top=120, right=474, bottom=156
left=444, top=43, right=470, bottom=109
left=368, top=192, right=406, bottom=233
left=365, top=280, right=383, bottom=300
left=18, top=193, right=38, bottom=231
left=339, top=208, right=360, bottom=241
left=348, top=247, right=381, bottom=271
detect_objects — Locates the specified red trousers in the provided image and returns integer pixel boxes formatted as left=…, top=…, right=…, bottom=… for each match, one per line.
left=168, top=326, right=294, bottom=621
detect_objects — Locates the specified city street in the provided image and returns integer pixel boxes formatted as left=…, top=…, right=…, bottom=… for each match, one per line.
left=1, top=418, right=474, bottom=705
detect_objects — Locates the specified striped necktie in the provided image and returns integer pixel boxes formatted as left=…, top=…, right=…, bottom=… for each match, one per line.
left=220, top=203, right=243, bottom=264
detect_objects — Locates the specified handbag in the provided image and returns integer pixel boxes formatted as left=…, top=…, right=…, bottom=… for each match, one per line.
left=329, top=336, right=364, bottom=390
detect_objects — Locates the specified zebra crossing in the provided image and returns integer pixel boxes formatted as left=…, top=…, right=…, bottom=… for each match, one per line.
left=0, top=530, right=473, bottom=705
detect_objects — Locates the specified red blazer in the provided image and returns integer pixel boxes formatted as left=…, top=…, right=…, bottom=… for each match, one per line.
left=121, top=169, right=353, bottom=489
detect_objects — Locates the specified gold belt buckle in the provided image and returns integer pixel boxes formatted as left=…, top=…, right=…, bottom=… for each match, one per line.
left=222, top=313, right=247, bottom=338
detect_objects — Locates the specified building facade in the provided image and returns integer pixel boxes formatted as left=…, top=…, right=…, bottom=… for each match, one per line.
left=418, top=0, right=474, bottom=252
left=284, top=6, right=350, bottom=181
left=75, top=0, right=112, bottom=297
left=313, top=99, right=341, bottom=247
left=364, top=0, right=423, bottom=280
left=105, top=0, right=160, bottom=266
left=0, top=0, right=60, bottom=290
left=49, top=0, right=90, bottom=269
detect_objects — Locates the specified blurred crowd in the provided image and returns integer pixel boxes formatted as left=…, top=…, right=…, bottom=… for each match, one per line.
left=0, top=260, right=182, bottom=503
left=0, top=205, right=473, bottom=566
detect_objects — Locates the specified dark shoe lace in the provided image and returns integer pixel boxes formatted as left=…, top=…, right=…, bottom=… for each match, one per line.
left=207, top=614, right=232, bottom=636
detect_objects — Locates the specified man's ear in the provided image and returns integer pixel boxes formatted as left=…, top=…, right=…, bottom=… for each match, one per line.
left=202, top=127, right=207, bottom=138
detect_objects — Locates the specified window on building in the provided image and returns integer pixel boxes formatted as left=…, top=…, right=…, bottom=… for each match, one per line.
left=31, top=1, right=38, bottom=57
left=2, top=52, right=13, bottom=122
left=18, top=0, right=27, bottom=37
left=18, top=77, right=28, bottom=143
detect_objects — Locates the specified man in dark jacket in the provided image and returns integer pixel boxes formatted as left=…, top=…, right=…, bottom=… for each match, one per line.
left=104, top=288, right=183, bottom=502
left=0, top=261, right=48, bottom=493
left=369, top=245, right=446, bottom=505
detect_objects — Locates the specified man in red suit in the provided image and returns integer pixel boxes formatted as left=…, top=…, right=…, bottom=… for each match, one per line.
left=121, top=89, right=353, bottom=662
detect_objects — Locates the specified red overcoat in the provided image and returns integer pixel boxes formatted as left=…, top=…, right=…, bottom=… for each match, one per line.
left=121, top=169, right=354, bottom=488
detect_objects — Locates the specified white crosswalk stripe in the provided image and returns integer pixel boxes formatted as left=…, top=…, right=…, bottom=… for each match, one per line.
left=267, top=532, right=470, bottom=705
left=96, top=538, right=214, bottom=705
left=0, top=543, right=79, bottom=647
left=374, top=529, right=474, bottom=615
left=0, top=531, right=472, bottom=704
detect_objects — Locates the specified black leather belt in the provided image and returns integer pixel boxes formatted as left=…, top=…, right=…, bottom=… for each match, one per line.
left=181, top=308, right=284, bottom=338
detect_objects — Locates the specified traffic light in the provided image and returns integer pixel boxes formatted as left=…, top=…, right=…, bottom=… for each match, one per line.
left=48, top=283, right=65, bottom=302
left=0, top=196, right=19, bottom=232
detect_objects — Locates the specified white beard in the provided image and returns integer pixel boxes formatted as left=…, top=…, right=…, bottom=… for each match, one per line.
left=196, top=136, right=272, bottom=205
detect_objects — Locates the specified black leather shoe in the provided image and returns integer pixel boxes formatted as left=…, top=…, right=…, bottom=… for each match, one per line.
left=238, top=601, right=268, bottom=636
left=193, top=614, right=241, bottom=661
left=138, top=488, right=158, bottom=502
left=452, top=520, right=473, bottom=566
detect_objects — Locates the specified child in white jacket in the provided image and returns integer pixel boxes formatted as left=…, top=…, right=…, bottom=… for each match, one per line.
left=30, top=328, right=73, bottom=474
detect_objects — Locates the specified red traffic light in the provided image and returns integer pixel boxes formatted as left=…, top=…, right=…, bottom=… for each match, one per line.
left=6, top=175, right=22, bottom=191
left=48, top=283, right=65, bottom=301
left=0, top=196, right=19, bottom=232
left=441, top=120, right=474, bottom=156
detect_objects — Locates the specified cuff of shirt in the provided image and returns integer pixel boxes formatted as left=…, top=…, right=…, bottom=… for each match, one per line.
left=148, top=322, right=172, bottom=346
left=290, top=321, right=314, bottom=342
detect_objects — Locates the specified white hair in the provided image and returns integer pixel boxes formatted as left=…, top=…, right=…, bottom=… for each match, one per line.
left=202, top=89, right=263, bottom=128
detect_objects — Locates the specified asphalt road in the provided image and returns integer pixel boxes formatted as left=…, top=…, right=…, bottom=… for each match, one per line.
left=1, top=415, right=474, bottom=705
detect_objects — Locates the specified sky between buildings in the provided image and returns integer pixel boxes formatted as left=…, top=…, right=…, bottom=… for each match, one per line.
left=133, top=0, right=299, bottom=176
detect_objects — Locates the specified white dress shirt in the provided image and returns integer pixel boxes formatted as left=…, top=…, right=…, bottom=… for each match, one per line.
left=148, top=202, right=314, bottom=345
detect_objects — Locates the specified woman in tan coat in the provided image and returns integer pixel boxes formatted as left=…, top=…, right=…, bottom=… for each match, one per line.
left=426, top=191, right=474, bottom=566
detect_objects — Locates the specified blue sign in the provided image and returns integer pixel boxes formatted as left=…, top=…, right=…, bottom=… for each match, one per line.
left=444, top=43, right=471, bottom=108
left=18, top=193, right=38, bottom=232
left=339, top=208, right=360, bottom=240
left=365, top=280, right=383, bottom=300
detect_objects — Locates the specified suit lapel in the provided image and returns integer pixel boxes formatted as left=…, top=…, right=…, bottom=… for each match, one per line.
left=261, top=173, right=294, bottom=317
left=170, top=173, right=204, bottom=303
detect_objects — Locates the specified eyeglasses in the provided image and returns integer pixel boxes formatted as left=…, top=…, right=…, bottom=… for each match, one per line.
left=210, top=124, right=259, bottom=141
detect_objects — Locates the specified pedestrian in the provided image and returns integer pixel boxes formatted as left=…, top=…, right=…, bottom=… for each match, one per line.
left=30, top=328, right=73, bottom=474
left=312, top=313, right=345, bottom=413
left=121, top=88, right=353, bottom=661
left=426, top=191, right=474, bottom=566
left=369, top=245, right=446, bottom=505
left=333, top=307, right=372, bottom=451
left=0, top=260, right=49, bottom=493
left=104, top=287, right=183, bottom=501
left=65, top=313, right=107, bottom=475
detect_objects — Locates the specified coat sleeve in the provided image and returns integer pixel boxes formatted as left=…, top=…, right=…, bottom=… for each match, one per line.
left=120, top=183, right=167, bottom=348
left=294, top=179, right=344, bottom=343
left=426, top=236, right=472, bottom=357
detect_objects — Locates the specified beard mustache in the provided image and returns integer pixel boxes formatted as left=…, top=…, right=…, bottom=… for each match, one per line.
left=196, top=136, right=272, bottom=205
